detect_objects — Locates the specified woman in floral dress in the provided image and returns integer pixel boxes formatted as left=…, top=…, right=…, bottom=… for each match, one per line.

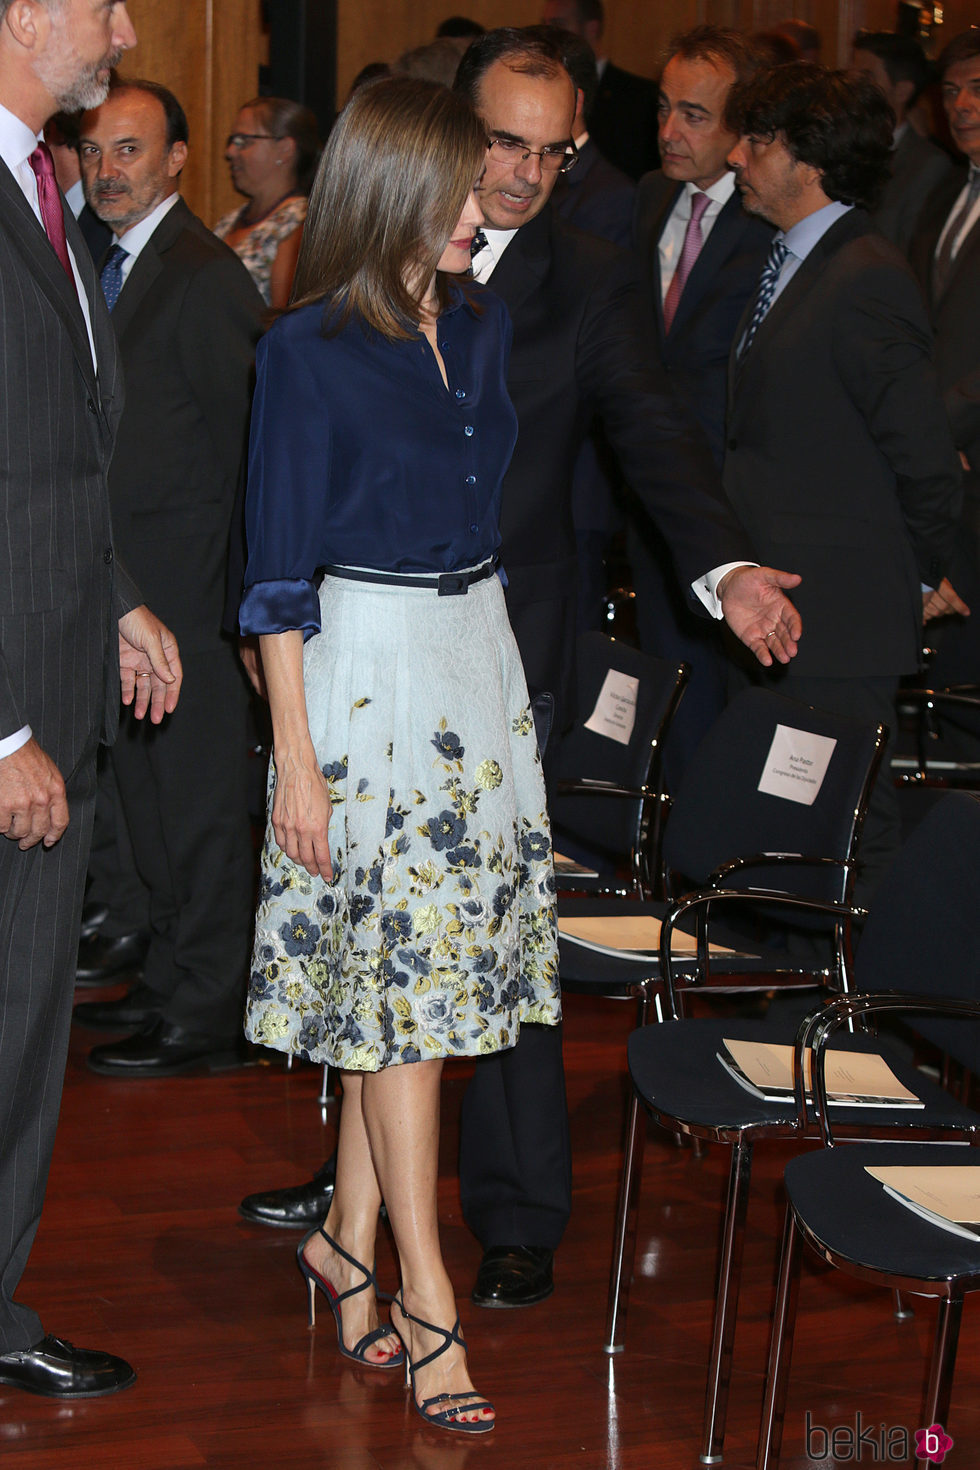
left=239, top=78, right=559, bottom=1434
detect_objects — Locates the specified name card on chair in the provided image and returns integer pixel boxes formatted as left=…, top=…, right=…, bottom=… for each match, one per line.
left=584, top=669, right=639, bottom=745
left=757, top=724, right=837, bottom=806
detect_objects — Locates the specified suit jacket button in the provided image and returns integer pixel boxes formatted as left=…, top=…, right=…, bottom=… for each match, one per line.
left=104, top=548, right=113, bottom=564
left=87, top=399, right=97, bottom=414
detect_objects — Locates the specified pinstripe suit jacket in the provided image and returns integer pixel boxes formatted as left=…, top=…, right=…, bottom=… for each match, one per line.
left=0, top=158, right=138, bottom=780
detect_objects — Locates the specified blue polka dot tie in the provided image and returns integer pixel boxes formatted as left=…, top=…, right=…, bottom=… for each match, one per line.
left=99, top=242, right=129, bottom=311
left=739, top=238, right=788, bottom=359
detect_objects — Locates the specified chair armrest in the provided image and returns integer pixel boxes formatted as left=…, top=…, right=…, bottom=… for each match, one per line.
left=658, top=887, right=866, bottom=1020
left=709, top=852, right=856, bottom=888
left=796, top=992, right=980, bottom=1146
left=555, top=778, right=654, bottom=800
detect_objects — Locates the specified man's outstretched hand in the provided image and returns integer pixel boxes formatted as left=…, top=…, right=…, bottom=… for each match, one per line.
left=118, top=605, right=183, bottom=721
left=718, top=566, right=802, bottom=667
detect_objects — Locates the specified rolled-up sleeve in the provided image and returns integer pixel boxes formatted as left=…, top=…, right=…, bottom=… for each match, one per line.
left=239, top=319, right=332, bottom=639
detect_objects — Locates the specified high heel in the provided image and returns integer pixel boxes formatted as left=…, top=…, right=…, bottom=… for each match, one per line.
left=296, top=1226, right=404, bottom=1369
left=393, top=1296, right=495, bottom=1434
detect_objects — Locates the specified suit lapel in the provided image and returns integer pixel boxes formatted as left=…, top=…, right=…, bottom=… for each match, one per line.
left=936, top=207, right=980, bottom=304
left=0, top=158, right=100, bottom=401
left=731, top=211, right=860, bottom=402
left=668, top=191, right=758, bottom=339
left=111, top=196, right=188, bottom=337
left=486, top=207, right=552, bottom=317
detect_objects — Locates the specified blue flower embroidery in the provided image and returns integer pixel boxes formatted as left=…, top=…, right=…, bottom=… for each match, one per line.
left=425, top=810, right=467, bottom=851
left=431, top=729, right=465, bottom=761
left=279, top=913, right=320, bottom=956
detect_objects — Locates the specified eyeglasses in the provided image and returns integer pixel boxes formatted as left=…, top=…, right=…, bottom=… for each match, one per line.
left=486, top=136, right=578, bottom=173
left=226, top=132, right=283, bottom=150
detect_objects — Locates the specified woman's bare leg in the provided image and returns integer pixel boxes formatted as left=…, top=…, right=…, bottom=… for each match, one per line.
left=362, top=1058, right=493, bottom=1426
left=300, top=1071, right=401, bottom=1364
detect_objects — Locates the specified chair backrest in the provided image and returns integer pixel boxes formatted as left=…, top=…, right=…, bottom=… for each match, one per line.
left=856, top=791, right=980, bottom=1071
left=551, top=634, right=687, bottom=863
left=661, top=687, right=885, bottom=903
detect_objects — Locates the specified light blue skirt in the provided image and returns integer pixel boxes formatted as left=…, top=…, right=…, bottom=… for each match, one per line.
left=244, top=569, right=560, bottom=1071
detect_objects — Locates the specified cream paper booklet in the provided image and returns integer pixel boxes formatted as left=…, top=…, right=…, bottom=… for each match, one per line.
left=718, top=1037, right=923, bottom=1108
left=558, top=913, right=738, bottom=957
left=866, top=1164, right=980, bottom=1242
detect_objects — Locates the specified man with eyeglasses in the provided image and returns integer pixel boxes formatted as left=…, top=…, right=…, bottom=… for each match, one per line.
left=238, top=25, right=804, bottom=1311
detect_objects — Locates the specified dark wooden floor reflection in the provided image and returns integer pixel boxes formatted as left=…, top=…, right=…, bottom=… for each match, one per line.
left=4, top=993, right=979, bottom=1468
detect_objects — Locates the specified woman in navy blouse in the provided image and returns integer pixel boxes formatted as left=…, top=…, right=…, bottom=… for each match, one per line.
left=239, top=78, right=559, bottom=1434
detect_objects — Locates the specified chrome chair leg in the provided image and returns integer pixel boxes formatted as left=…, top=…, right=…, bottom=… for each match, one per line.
left=756, top=1205, right=803, bottom=1470
left=926, top=1295, right=964, bottom=1430
left=700, top=1138, right=753, bottom=1464
left=604, top=1090, right=647, bottom=1354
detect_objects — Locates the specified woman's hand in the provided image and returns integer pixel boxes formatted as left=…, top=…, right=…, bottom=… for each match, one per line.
left=271, top=746, right=334, bottom=880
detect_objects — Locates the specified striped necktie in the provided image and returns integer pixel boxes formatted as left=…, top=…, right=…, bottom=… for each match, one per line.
left=738, top=238, right=788, bottom=359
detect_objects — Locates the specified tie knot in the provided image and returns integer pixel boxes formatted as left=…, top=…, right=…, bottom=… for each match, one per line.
left=28, top=142, right=56, bottom=185
left=103, top=243, right=128, bottom=270
left=689, top=191, right=710, bottom=224
left=768, top=238, right=789, bottom=271
left=969, top=167, right=980, bottom=198
left=470, top=229, right=488, bottom=261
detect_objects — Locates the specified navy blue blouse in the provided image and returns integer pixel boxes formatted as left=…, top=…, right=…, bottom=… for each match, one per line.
left=239, top=286, right=517, bottom=638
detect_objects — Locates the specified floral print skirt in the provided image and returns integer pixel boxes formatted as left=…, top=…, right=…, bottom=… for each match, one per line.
left=245, top=569, right=560, bottom=1071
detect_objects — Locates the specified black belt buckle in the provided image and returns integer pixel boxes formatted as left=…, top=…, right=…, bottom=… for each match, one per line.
left=437, top=572, right=468, bottom=597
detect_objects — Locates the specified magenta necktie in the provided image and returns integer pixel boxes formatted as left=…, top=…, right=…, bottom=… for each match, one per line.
left=28, top=141, right=76, bottom=291
left=663, top=190, right=710, bottom=334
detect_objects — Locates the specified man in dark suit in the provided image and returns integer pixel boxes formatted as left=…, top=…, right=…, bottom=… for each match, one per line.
left=908, top=29, right=980, bottom=685
left=850, top=31, right=954, bottom=257
left=0, top=0, right=183, bottom=1399
left=237, top=28, right=806, bottom=1301
left=630, top=26, right=773, bottom=782
left=541, top=0, right=659, bottom=181
left=70, top=81, right=264, bottom=1076
left=724, top=63, right=964, bottom=904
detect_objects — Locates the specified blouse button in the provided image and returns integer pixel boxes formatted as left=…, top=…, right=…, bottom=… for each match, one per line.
left=464, top=425, right=474, bottom=436
left=455, top=388, right=466, bottom=400
left=465, top=475, right=476, bottom=485
left=470, top=523, right=479, bottom=533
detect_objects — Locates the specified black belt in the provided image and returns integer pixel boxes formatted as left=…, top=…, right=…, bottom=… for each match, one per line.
left=322, top=559, right=497, bottom=597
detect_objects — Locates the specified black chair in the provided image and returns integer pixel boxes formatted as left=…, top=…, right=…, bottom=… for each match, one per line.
left=610, top=791, right=980, bottom=1465
left=551, top=633, right=687, bottom=897
left=757, top=991, right=980, bottom=1470
left=894, top=684, right=980, bottom=791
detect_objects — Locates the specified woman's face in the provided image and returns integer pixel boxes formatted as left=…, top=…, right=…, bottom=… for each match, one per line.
left=225, top=106, right=290, bottom=198
left=435, top=188, right=484, bottom=275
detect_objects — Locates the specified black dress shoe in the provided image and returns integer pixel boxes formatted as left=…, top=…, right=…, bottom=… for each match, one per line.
left=78, top=901, right=110, bottom=942
left=87, top=1018, right=246, bottom=1078
left=239, top=1158, right=337, bottom=1228
left=471, top=1246, right=554, bottom=1308
left=0, top=1335, right=136, bottom=1398
left=73, top=986, right=160, bottom=1032
left=75, top=929, right=149, bottom=988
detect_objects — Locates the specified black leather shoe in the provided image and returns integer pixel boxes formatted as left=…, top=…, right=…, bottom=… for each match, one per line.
left=471, top=1246, right=554, bottom=1308
left=75, top=930, right=149, bottom=988
left=87, top=1018, right=246, bottom=1078
left=0, top=1335, right=136, bottom=1398
left=238, top=1158, right=336, bottom=1228
left=78, top=901, right=110, bottom=942
left=73, top=986, right=160, bottom=1032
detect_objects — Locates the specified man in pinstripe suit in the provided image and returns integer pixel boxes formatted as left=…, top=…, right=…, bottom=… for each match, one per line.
left=0, top=0, right=182, bottom=1399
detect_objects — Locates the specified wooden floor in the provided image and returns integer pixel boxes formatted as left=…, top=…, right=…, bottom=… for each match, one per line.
left=5, top=991, right=980, bottom=1469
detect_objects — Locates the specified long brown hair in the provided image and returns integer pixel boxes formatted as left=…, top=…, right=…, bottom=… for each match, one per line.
left=290, top=77, right=486, bottom=340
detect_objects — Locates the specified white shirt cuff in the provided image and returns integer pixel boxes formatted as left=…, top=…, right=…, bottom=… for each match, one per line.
left=0, top=725, right=32, bottom=760
left=692, top=563, right=758, bottom=619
